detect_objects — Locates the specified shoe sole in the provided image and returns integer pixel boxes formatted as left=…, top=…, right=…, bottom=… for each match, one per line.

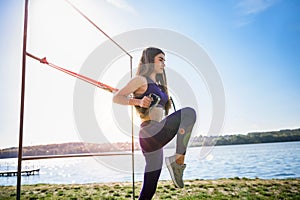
left=165, top=157, right=181, bottom=188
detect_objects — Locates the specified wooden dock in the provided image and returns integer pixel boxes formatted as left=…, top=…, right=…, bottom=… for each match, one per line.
left=0, top=168, right=40, bottom=177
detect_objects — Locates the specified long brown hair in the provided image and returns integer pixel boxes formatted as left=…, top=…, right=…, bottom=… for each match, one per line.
left=136, top=47, right=171, bottom=115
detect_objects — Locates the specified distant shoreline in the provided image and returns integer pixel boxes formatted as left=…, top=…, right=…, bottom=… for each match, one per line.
left=1, top=128, right=299, bottom=159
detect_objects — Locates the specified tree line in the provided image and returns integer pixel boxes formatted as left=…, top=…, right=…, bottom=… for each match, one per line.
left=191, top=128, right=300, bottom=146
left=0, top=128, right=299, bottom=159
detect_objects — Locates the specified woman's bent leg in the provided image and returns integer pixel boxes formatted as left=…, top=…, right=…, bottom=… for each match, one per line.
left=139, top=107, right=196, bottom=153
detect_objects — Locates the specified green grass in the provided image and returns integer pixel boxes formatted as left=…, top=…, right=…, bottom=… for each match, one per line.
left=0, top=178, right=299, bottom=199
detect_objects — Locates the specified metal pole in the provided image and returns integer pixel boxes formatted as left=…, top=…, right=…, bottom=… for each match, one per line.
left=62, top=4, right=135, bottom=196
left=64, top=2, right=135, bottom=198
left=130, top=57, right=135, bottom=200
left=16, top=0, right=29, bottom=199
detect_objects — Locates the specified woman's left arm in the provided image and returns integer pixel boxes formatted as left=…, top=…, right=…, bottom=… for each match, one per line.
left=113, top=76, right=151, bottom=107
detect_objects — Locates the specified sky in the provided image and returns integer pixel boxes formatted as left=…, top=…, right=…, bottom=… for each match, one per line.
left=0, top=0, right=299, bottom=149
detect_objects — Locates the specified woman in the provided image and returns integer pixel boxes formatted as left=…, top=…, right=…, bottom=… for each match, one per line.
left=113, top=47, right=196, bottom=199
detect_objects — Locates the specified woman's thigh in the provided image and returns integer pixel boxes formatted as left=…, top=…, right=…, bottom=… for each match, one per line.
left=139, top=109, right=183, bottom=152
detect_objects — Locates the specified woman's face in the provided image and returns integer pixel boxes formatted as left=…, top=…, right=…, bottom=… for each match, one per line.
left=153, top=53, right=165, bottom=74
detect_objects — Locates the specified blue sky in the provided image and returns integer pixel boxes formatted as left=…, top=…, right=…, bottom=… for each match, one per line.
left=0, top=0, right=299, bottom=148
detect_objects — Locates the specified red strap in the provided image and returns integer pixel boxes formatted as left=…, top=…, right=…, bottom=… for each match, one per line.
left=40, top=57, right=48, bottom=64
left=26, top=52, right=118, bottom=93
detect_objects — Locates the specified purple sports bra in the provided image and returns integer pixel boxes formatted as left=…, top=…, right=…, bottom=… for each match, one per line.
left=135, top=76, right=168, bottom=108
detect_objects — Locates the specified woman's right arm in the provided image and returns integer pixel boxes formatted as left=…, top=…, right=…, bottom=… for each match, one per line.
left=113, top=76, right=152, bottom=108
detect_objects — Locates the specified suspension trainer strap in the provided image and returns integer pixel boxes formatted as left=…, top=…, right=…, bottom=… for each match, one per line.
left=26, top=52, right=118, bottom=93
left=170, top=96, right=177, bottom=112
left=64, top=0, right=132, bottom=59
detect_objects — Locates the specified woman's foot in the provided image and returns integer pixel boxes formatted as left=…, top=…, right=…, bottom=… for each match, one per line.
left=165, top=155, right=186, bottom=188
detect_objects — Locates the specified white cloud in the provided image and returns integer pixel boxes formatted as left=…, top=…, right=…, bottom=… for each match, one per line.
left=105, top=0, right=137, bottom=14
left=234, top=0, right=280, bottom=26
left=237, top=0, right=279, bottom=15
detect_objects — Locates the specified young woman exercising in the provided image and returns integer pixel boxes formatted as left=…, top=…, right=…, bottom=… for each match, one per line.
left=113, top=47, right=196, bottom=199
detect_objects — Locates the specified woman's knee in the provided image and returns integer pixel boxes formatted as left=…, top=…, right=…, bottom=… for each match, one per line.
left=181, top=107, right=196, bottom=122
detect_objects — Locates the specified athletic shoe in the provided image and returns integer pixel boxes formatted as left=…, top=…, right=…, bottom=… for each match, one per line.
left=165, top=155, right=186, bottom=188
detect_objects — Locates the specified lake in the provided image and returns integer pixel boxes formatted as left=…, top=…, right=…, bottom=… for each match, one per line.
left=1, top=141, right=299, bottom=186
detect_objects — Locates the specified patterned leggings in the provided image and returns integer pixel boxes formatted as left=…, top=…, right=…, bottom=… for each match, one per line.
left=138, top=107, right=196, bottom=200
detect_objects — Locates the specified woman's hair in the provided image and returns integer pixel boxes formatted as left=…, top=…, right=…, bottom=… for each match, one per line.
left=136, top=47, right=171, bottom=115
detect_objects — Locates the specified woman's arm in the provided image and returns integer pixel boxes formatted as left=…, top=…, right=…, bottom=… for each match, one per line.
left=113, top=76, right=152, bottom=108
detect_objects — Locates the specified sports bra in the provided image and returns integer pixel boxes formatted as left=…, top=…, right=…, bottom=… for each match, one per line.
left=135, top=76, right=168, bottom=108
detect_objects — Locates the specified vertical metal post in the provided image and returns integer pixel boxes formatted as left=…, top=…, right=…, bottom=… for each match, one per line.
left=130, top=57, right=135, bottom=199
left=63, top=1, right=136, bottom=197
left=16, top=0, right=29, bottom=199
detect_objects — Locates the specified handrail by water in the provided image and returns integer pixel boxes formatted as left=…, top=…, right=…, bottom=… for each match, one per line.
left=22, top=152, right=133, bottom=160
